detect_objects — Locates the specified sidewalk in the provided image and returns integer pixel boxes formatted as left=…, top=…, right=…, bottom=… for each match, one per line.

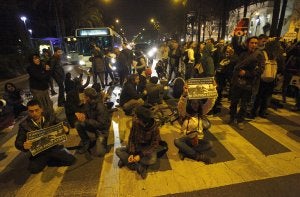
left=0, top=74, right=29, bottom=86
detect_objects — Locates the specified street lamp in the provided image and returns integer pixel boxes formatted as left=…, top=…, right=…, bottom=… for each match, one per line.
left=20, top=16, right=27, bottom=25
left=28, top=29, right=33, bottom=36
left=115, top=19, right=119, bottom=24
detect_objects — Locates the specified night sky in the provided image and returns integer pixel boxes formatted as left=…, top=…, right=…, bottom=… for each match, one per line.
left=101, top=0, right=186, bottom=40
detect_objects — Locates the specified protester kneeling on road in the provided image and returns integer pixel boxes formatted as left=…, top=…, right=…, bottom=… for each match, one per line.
left=174, top=84, right=216, bottom=164
left=15, top=99, right=76, bottom=174
left=116, top=105, right=161, bottom=179
left=75, top=88, right=111, bottom=154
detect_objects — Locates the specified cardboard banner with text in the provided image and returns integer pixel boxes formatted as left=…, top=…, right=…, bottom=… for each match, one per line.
left=27, top=122, right=67, bottom=156
left=187, top=77, right=217, bottom=99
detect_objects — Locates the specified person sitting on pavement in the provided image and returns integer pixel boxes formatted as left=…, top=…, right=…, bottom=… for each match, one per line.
left=119, top=74, right=145, bottom=115
left=116, top=105, right=161, bottom=179
left=15, top=99, right=76, bottom=174
left=65, top=75, right=90, bottom=129
left=65, top=72, right=90, bottom=94
left=74, top=88, right=111, bottom=154
left=3, top=82, right=27, bottom=118
left=145, top=76, right=163, bottom=105
left=174, top=84, right=216, bottom=164
left=0, top=98, right=15, bottom=131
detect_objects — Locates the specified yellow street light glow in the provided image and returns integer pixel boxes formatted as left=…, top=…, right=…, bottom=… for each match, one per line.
left=115, top=19, right=119, bottom=23
left=150, top=18, right=155, bottom=23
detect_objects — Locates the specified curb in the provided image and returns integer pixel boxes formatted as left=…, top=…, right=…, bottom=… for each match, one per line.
left=0, top=74, right=29, bottom=86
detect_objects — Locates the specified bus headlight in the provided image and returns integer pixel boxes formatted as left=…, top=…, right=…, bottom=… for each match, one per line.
left=79, top=60, right=85, bottom=66
left=111, top=58, right=116, bottom=64
left=147, top=47, right=157, bottom=58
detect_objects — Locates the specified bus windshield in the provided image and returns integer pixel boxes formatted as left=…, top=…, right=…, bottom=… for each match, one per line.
left=77, top=36, right=113, bottom=56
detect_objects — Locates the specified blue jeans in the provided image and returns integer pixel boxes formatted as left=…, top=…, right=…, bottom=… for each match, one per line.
left=174, top=136, right=212, bottom=159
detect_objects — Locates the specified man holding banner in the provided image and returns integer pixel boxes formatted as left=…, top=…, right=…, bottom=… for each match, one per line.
left=15, top=100, right=76, bottom=174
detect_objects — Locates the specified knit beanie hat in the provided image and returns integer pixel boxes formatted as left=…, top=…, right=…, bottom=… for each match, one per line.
left=135, top=106, right=153, bottom=122
left=83, top=88, right=98, bottom=99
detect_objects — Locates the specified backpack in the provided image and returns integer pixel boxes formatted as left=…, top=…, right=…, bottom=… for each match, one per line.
left=182, top=50, right=189, bottom=65
left=261, top=51, right=277, bottom=82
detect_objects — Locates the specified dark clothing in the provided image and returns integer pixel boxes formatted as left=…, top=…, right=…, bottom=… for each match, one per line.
left=135, top=56, right=147, bottom=75
left=137, top=75, right=147, bottom=95
left=92, top=54, right=105, bottom=87
left=214, top=55, right=238, bottom=106
left=27, top=63, right=51, bottom=91
left=117, top=51, right=130, bottom=85
left=15, top=115, right=61, bottom=152
left=15, top=115, right=75, bottom=173
left=145, top=83, right=163, bottom=105
left=231, top=50, right=264, bottom=90
left=229, top=50, right=264, bottom=122
left=28, top=146, right=75, bottom=174
left=122, top=48, right=134, bottom=73
left=3, top=90, right=26, bottom=117
left=104, top=56, right=115, bottom=85
left=230, top=86, right=252, bottom=122
left=75, top=97, right=111, bottom=145
left=65, top=74, right=90, bottom=94
left=27, top=63, right=54, bottom=115
left=0, top=104, right=14, bottom=130
left=168, top=48, right=181, bottom=80
left=201, top=43, right=215, bottom=77
left=50, top=57, right=65, bottom=83
left=128, top=119, right=160, bottom=157
left=252, top=80, right=275, bottom=116
left=50, top=56, right=65, bottom=105
left=119, top=82, right=141, bottom=106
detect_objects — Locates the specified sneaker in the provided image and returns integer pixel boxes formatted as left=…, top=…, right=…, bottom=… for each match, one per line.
left=78, top=142, right=90, bottom=154
left=195, top=153, right=212, bottom=164
left=237, top=122, right=244, bottom=130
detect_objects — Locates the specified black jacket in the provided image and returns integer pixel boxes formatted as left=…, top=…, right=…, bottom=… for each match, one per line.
left=119, top=82, right=141, bottom=106
left=27, top=63, right=51, bottom=90
left=15, top=115, right=61, bottom=152
left=80, top=97, right=111, bottom=132
left=50, top=56, right=65, bottom=82
left=231, top=50, right=264, bottom=90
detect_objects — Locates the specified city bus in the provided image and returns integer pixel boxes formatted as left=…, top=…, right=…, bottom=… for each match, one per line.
left=75, top=27, right=123, bottom=67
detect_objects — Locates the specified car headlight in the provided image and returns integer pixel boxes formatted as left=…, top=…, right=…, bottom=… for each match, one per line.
left=111, top=66, right=117, bottom=71
left=111, top=58, right=116, bottom=64
left=79, top=60, right=85, bottom=65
